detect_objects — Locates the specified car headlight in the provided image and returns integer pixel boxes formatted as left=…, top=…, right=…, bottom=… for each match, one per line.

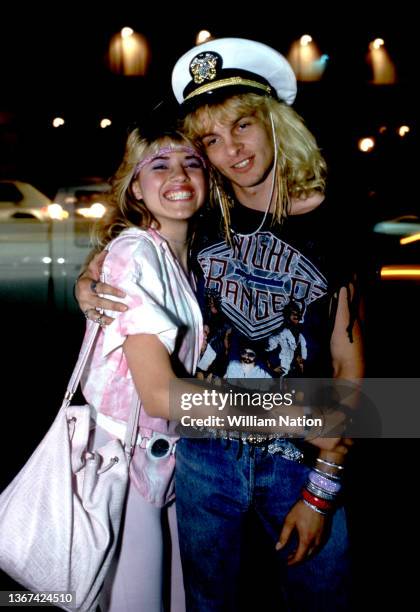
left=76, top=203, right=106, bottom=219
left=46, top=203, right=69, bottom=220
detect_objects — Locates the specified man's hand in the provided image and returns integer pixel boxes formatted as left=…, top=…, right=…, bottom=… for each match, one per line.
left=275, top=500, right=327, bottom=565
left=75, top=251, right=127, bottom=325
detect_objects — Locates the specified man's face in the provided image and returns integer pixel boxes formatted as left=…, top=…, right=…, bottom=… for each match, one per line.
left=289, top=310, right=300, bottom=325
left=241, top=349, right=256, bottom=364
left=200, top=112, right=274, bottom=192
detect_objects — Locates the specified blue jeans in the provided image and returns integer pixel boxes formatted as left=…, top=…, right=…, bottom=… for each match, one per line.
left=175, top=437, right=351, bottom=612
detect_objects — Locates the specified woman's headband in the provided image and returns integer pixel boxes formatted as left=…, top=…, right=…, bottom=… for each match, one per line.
left=135, top=145, right=206, bottom=177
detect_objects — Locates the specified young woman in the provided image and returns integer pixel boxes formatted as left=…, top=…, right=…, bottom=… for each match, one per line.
left=81, top=126, right=206, bottom=611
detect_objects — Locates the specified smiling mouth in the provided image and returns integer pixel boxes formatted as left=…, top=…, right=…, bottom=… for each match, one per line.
left=165, top=190, right=194, bottom=201
left=232, top=157, right=252, bottom=169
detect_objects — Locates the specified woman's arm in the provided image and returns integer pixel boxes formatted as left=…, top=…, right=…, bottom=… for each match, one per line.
left=123, top=333, right=176, bottom=419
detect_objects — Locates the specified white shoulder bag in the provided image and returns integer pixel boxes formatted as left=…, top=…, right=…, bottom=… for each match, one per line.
left=0, top=316, right=140, bottom=612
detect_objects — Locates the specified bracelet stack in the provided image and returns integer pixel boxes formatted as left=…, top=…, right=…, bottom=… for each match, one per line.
left=302, top=457, right=344, bottom=516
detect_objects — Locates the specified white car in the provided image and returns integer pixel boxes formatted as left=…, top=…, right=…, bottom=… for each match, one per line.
left=0, top=180, right=52, bottom=222
left=0, top=179, right=111, bottom=312
left=48, top=181, right=111, bottom=312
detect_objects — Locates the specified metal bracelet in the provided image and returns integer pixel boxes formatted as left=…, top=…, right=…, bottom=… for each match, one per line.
left=312, top=466, right=342, bottom=481
left=316, top=457, right=345, bottom=470
left=302, top=498, right=329, bottom=516
left=306, top=481, right=338, bottom=501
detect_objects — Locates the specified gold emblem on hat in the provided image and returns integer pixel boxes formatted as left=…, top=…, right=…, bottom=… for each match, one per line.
left=190, top=52, right=220, bottom=84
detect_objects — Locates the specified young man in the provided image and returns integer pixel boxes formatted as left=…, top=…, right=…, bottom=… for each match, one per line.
left=76, top=38, right=364, bottom=611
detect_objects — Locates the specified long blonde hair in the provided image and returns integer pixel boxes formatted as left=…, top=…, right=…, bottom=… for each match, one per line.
left=93, top=129, right=200, bottom=250
left=182, top=93, right=326, bottom=236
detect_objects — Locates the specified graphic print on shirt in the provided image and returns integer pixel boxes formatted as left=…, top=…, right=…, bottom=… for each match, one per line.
left=265, top=300, right=308, bottom=377
left=197, top=231, right=328, bottom=341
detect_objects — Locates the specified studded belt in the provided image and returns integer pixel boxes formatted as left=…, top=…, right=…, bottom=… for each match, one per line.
left=205, top=428, right=305, bottom=462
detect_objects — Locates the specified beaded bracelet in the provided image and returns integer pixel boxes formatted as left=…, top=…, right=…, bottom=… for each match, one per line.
left=308, top=470, right=342, bottom=494
left=306, top=481, right=337, bottom=502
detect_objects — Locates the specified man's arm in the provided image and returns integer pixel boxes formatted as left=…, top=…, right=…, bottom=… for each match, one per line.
left=75, top=192, right=324, bottom=319
left=320, top=282, right=364, bottom=461
left=276, top=283, right=364, bottom=564
left=75, top=251, right=128, bottom=324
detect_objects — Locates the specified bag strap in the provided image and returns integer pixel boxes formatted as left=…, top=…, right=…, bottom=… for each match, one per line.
left=64, top=321, right=101, bottom=403
left=63, top=236, right=141, bottom=459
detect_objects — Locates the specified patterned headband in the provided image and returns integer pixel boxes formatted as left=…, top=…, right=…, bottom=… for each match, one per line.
left=134, top=145, right=206, bottom=177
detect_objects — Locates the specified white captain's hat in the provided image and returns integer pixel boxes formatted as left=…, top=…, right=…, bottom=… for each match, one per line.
left=171, top=37, right=297, bottom=109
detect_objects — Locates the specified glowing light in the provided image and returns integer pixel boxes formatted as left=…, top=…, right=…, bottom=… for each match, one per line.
left=370, top=38, right=385, bottom=50
left=373, top=216, right=420, bottom=236
left=400, top=233, right=420, bottom=245
left=121, top=27, right=134, bottom=39
left=380, top=266, right=420, bottom=279
left=378, top=126, right=387, bottom=134
left=47, top=203, right=68, bottom=220
left=77, top=203, right=107, bottom=218
left=367, top=38, right=396, bottom=84
left=398, top=125, right=410, bottom=137
left=288, top=36, right=324, bottom=81
left=108, top=31, right=151, bottom=76
left=196, top=30, right=213, bottom=44
left=52, top=117, right=65, bottom=128
left=42, top=257, right=52, bottom=264
left=300, top=35, right=313, bottom=46
left=358, top=137, right=375, bottom=152
left=57, top=257, right=65, bottom=264
left=100, top=118, right=112, bottom=128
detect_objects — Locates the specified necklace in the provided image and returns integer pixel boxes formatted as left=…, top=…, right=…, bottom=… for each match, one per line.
left=216, top=111, right=278, bottom=239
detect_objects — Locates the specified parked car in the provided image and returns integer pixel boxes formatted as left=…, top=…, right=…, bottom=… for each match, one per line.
left=48, top=180, right=111, bottom=312
left=0, top=180, right=52, bottom=222
left=0, top=178, right=111, bottom=312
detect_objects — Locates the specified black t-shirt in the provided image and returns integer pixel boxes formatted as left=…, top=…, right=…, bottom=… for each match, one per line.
left=191, top=197, right=355, bottom=379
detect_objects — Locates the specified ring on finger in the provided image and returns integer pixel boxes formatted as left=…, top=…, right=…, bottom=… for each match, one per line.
left=84, top=308, right=95, bottom=321
left=90, top=280, right=99, bottom=294
left=96, top=314, right=106, bottom=327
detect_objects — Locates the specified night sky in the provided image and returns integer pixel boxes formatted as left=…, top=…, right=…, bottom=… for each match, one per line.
left=0, top=2, right=417, bottom=203
left=1, top=3, right=416, bottom=106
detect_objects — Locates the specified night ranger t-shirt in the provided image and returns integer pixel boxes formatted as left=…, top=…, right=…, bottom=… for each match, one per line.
left=191, top=198, right=353, bottom=380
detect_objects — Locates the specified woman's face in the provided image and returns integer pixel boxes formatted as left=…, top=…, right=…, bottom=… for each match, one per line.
left=133, top=146, right=207, bottom=225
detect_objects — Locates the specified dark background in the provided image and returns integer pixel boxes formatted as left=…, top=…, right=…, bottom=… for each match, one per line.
left=1, top=3, right=417, bottom=200
left=1, top=3, right=419, bottom=609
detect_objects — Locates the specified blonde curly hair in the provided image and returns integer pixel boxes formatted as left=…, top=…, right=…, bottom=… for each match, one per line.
left=182, top=93, right=326, bottom=236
